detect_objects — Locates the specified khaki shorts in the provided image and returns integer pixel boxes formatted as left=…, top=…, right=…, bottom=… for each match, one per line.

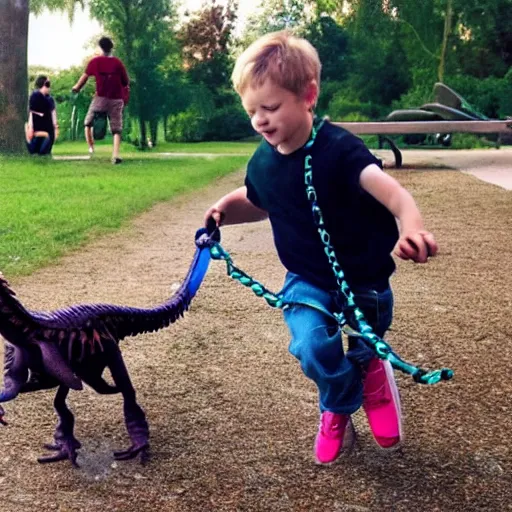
left=84, top=96, right=124, bottom=134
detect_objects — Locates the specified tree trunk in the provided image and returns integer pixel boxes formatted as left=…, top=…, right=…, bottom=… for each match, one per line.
left=0, top=0, right=29, bottom=154
left=149, top=118, right=158, bottom=147
left=138, top=117, right=147, bottom=150
left=438, top=0, right=453, bottom=83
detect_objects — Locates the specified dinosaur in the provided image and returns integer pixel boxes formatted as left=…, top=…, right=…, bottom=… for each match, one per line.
left=0, top=225, right=218, bottom=466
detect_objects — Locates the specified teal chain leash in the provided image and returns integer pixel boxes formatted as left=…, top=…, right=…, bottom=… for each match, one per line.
left=209, top=119, right=453, bottom=385
left=303, top=120, right=452, bottom=384
left=209, top=244, right=284, bottom=309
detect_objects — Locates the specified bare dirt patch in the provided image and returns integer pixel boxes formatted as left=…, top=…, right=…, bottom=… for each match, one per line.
left=0, top=160, right=511, bottom=511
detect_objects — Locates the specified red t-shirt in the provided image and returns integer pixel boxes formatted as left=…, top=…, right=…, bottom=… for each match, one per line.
left=85, top=55, right=129, bottom=100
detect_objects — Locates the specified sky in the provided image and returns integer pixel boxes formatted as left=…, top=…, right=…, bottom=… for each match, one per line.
left=28, top=7, right=102, bottom=69
left=28, top=2, right=254, bottom=70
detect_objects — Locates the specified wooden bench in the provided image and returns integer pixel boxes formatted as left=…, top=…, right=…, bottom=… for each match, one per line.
left=334, top=119, right=512, bottom=168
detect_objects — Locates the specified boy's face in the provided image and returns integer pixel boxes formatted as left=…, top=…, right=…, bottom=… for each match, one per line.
left=241, top=79, right=317, bottom=154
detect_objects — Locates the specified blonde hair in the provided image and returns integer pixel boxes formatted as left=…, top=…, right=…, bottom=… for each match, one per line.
left=232, top=31, right=321, bottom=97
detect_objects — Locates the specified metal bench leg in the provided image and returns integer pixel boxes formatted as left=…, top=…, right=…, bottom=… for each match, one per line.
left=379, top=136, right=403, bottom=168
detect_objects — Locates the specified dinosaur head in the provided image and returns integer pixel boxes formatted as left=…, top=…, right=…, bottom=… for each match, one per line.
left=195, top=224, right=220, bottom=250
left=0, top=273, right=36, bottom=348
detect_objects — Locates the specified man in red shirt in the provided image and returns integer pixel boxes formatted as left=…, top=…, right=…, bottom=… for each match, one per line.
left=72, top=37, right=129, bottom=164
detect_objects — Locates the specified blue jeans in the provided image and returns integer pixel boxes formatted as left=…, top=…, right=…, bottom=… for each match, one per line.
left=281, top=272, right=393, bottom=415
left=27, top=135, right=53, bottom=155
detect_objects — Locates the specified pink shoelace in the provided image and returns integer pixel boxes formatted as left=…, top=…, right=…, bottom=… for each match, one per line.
left=320, top=412, right=346, bottom=439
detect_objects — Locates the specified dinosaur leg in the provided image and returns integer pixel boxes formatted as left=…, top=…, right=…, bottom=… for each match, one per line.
left=104, top=343, right=149, bottom=463
left=82, top=374, right=119, bottom=394
left=36, top=342, right=83, bottom=391
left=37, top=385, right=82, bottom=467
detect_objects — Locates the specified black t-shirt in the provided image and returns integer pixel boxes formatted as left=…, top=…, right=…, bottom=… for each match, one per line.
left=245, top=119, right=399, bottom=291
left=29, top=91, right=55, bottom=135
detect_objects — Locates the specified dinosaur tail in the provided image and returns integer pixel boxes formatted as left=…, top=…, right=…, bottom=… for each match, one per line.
left=0, top=226, right=216, bottom=358
left=107, top=226, right=214, bottom=339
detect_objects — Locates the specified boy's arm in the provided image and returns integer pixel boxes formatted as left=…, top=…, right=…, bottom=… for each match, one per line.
left=72, top=73, right=89, bottom=93
left=119, top=61, right=129, bottom=87
left=359, top=164, right=438, bottom=263
left=204, top=186, right=268, bottom=227
left=26, top=93, right=38, bottom=140
left=26, top=111, right=34, bottom=140
left=51, top=108, right=59, bottom=140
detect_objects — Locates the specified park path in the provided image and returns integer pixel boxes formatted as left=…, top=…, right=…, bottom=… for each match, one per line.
left=151, top=147, right=512, bottom=189
left=375, top=147, right=512, bottom=190
left=54, top=146, right=512, bottom=189
left=0, top=153, right=511, bottom=511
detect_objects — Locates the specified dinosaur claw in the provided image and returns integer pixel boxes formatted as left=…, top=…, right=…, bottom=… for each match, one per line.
left=38, top=438, right=82, bottom=466
left=38, top=450, right=80, bottom=467
left=42, top=443, right=64, bottom=451
left=113, top=443, right=149, bottom=463
left=140, top=448, right=150, bottom=465
left=43, top=438, right=82, bottom=451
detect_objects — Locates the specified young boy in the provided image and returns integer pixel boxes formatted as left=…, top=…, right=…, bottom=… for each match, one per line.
left=72, top=37, right=130, bottom=164
left=204, top=31, right=438, bottom=465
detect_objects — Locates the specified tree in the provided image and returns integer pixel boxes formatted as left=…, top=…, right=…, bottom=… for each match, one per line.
left=389, top=0, right=452, bottom=83
left=179, top=0, right=238, bottom=99
left=342, top=0, right=411, bottom=105
left=166, top=0, right=254, bottom=142
left=0, top=0, right=82, bottom=154
left=304, top=16, right=350, bottom=83
left=451, top=0, right=512, bottom=77
left=0, top=0, right=30, bottom=153
left=237, top=0, right=316, bottom=48
left=30, top=0, right=84, bottom=18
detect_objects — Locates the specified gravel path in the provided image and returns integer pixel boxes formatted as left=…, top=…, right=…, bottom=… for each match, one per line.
left=0, top=153, right=511, bottom=511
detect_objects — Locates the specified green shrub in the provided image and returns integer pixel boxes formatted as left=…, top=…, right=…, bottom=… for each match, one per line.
left=391, top=84, right=434, bottom=111
left=442, top=75, right=512, bottom=119
left=166, top=111, right=207, bottom=142
left=450, top=133, right=497, bottom=149
left=316, top=81, right=345, bottom=115
left=203, top=105, right=254, bottom=141
left=327, top=92, right=383, bottom=121
left=166, top=104, right=254, bottom=142
left=391, top=68, right=438, bottom=111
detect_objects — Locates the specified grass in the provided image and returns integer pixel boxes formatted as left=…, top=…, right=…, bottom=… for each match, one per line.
left=0, top=144, right=249, bottom=276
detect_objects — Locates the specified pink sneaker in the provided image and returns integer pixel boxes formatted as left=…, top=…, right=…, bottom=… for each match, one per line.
left=363, top=358, right=402, bottom=449
left=314, top=412, right=354, bottom=464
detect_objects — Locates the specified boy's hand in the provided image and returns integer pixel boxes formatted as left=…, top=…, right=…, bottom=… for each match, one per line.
left=204, top=207, right=225, bottom=229
left=394, top=230, right=438, bottom=263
